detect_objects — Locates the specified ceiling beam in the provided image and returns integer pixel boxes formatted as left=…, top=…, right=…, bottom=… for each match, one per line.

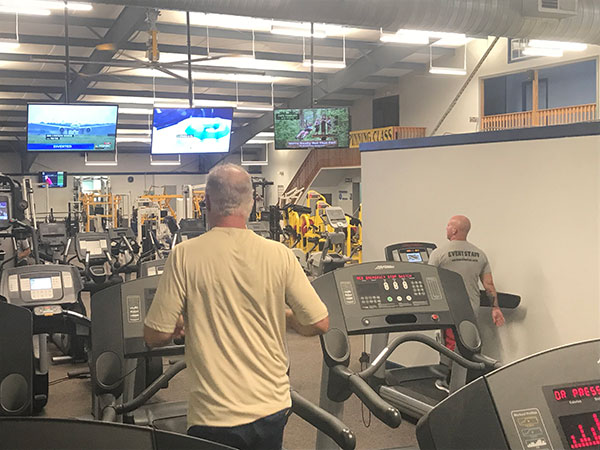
left=62, top=7, right=148, bottom=102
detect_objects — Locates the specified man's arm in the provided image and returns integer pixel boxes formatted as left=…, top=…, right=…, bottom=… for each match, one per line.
left=480, top=272, right=505, bottom=327
left=286, top=309, right=329, bottom=336
left=144, top=315, right=185, bottom=348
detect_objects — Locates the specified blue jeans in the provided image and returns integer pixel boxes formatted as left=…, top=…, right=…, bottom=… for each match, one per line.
left=188, top=408, right=290, bottom=450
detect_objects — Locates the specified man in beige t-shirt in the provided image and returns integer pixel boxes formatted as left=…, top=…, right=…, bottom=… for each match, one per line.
left=144, top=164, right=329, bottom=450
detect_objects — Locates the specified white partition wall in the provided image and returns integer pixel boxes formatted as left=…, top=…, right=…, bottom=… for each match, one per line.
left=361, top=133, right=600, bottom=365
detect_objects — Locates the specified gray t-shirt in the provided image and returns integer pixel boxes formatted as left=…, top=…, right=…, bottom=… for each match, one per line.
left=428, top=240, right=491, bottom=314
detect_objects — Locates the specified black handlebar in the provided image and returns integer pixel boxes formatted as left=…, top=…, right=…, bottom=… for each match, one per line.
left=290, top=390, right=356, bottom=450
left=332, top=365, right=402, bottom=428
left=358, top=333, right=486, bottom=379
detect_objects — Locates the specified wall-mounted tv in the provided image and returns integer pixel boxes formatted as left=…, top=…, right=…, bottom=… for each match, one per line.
left=39, top=171, right=67, bottom=188
left=151, top=107, right=233, bottom=154
left=27, top=104, right=118, bottom=152
left=274, top=107, right=350, bottom=150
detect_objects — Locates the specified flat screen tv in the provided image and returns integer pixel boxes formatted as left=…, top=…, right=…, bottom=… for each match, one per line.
left=151, top=107, right=233, bottom=154
left=27, top=104, right=118, bottom=152
left=39, top=171, right=67, bottom=188
left=274, top=107, right=350, bottom=149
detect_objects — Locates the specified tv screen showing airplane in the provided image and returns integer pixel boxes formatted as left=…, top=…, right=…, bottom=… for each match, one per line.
left=151, top=107, right=233, bottom=154
left=27, top=104, right=118, bottom=152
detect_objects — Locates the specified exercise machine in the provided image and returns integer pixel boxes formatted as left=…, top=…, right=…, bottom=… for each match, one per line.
left=0, top=417, right=233, bottom=449
left=0, top=264, right=90, bottom=414
left=313, top=261, right=499, bottom=448
left=418, top=338, right=600, bottom=450
left=90, top=276, right=356, bottom=450
left=37, top=222, right=71, bottom=264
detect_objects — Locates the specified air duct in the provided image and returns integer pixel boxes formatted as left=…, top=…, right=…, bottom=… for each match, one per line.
left=95, top=0, right=600, bottom=44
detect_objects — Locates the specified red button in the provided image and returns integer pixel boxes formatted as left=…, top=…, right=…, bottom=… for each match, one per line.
left=431, top=314, right=439, bottom=321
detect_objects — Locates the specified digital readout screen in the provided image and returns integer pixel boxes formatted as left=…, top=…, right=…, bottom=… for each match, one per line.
left=30, top=277, right=52, bottom=291
left=559, top=411, right=600, bottom=449
left=406, top=252, right=423, bottom=262
left=553, top=384, right=600, bottom=402
left=0, top=201, right=7, bottom=220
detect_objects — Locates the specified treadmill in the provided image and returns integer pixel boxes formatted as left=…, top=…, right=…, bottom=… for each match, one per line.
left=90, top=276, right=356, bottom=450
left=418, top=338, right=600, bottom=450
left=314, top=261, right=498, bottom=449
left=0, top=264, right=90, bottom=413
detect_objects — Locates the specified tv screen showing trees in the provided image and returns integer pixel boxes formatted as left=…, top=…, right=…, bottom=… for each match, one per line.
left=274, top=107, right=350, bottom=149
left=27, top=104, right=118, bottom=152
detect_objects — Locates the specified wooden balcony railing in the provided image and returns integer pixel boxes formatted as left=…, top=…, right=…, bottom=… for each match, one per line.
left=481, top=104, right=597, bottom=131
left=349, top=126, right=427, bottom=148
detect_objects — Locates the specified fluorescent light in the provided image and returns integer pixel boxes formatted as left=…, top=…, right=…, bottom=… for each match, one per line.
left=430, top=32, right=470, bottom=47
left=117, top=129, right=151, bottom=135
left=271, top=26, right=327, bottom=39
left=528, top=39, right=587, bottom=52
left=380, top=29, right=430, bottom=45
left=0, top=39, right=20, bottom=50
left=193, top=100, right=238, bottom=108
left=118, top=108, right=153, bottom=115
left=522, top=47, right=563, bottom=57
left=236, top=105, right=274, bottom=111
left=0, top=1, right=92, bottom=11
left=150, top=160, right=181, bottom=166
left=429, top=67, right=467, bottom=75
left=302, top=60, right=346, bottom=69
left=84, top=162, right=117, bottom=167
left=191, top=12, right=271, bottom=32
left=116, top=137, right=151, bottom=143
left=0, top=6, right=50, bottom=15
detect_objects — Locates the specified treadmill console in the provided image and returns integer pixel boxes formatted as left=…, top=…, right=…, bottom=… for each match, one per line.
left=0, top=194, right=11, bottom=230
left=76, top=232, right=110, bottom=261
left=417, top=339, right=600, bottom=450
left=385, top=242, right=437, bottom=264
left=38, top=222, right=68, bottom=247
left=313, top=261, right=474, bottom=335
left=0, top=265, right=82, bottom=307
left=139, top=259, right=166, bottom=278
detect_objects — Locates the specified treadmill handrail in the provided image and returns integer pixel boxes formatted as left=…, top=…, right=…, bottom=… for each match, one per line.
left=332, top=365, right=402, bottom=428
left=290, top=390, right=356, bottom=450
left=112, top=360, right=187, bottom=415
left=359, top=333, right=485, bottom=379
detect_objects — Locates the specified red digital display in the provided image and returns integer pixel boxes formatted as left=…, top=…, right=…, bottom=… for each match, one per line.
left=559, top=411, right=600, bottom=449
left=554, top=385, right=600, bottom=402
left=355, top=273, right=415, bottom=281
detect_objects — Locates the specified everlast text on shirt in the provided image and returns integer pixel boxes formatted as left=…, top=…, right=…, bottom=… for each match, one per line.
left=448, top=250, right=480, bottom=258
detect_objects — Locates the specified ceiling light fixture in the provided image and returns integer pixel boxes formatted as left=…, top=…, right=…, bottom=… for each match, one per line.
left=150, top=154, right=181, bottom=166
left=236, top=105, right=274, bottom=111
left=380, top=29, right=430, bottom=45
left=527, top=39, right=587, bottom=52
left=522, top=47, right=563, bottom=57
left=429, top=67, right=467, bottom=75
left=0, top=6, right=50, bottom=15
left=0, top=39, right=20, bottom=50
left=430, top=32, right=470, bottom=47
left=271, top=26, right=327, bottom=39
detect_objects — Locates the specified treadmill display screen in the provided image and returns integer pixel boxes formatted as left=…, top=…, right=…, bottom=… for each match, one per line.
left=559, top=411, right=600, bottom=449
left=354, top=273, right=429, bottom=309
left=552, top=384, right=600, bottom=402
left=405, top=252, right=423, bottom=262
left=30, top=277, right=52, bottom=290
left=0, top=200, right=7, bottom=220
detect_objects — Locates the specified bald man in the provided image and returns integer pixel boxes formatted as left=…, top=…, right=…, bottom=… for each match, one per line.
left=429, top=215, right=505, bottom=328
left=144, top=164, right=329, bottom=450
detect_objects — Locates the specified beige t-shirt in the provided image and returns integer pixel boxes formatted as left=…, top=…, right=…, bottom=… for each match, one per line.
left=144, top=226, right=328, bottom=428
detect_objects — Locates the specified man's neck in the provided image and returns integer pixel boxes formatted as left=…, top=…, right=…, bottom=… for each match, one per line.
left=450, top=236, right=467, bottom=242
left=210, top=215, right=247, bottom=229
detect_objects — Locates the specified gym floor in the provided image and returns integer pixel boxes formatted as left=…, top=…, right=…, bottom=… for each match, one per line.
left=42, top=330, right=418, bottom=450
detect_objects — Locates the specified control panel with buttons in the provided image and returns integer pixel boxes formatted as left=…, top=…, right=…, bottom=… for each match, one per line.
left=0, top=264, right=82, bottom=308
left=354, top=272, right=430, bottom=310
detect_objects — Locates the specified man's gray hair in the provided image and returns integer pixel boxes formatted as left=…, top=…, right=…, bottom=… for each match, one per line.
left=206, top=163, right=253, bottom=217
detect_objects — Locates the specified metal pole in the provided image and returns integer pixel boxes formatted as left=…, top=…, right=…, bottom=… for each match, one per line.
left=186, top=11, right=193, bottom=108
left=64, top=0, right=70, bottom=103
left=310, top=22, right=314, bottom=107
